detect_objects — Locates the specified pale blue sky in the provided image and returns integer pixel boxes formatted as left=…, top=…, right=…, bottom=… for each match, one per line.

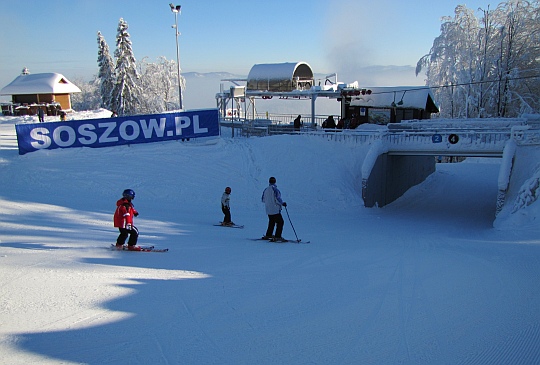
left=1, top=0, right=494, bottom=89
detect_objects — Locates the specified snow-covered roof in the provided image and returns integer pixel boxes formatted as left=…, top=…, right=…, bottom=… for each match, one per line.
left=0, top=73, right=81, bottom=95
left=350, top=86, right=438, bottom=112
left=247, top=62, right=314, bottom=92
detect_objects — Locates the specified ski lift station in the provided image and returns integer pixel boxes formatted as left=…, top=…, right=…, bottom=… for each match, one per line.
left=215, top=61, right=439, bottom=129
left=216, top=62, right=540, bottom=217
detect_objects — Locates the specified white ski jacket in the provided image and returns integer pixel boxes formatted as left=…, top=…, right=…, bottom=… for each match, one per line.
left=262, top=184, right=284, bottom=215
left=221, top=192, right=230, bottom=208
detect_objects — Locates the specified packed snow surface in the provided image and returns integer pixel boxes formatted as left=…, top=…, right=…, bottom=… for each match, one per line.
left=1, top=110, right=540, bottom=364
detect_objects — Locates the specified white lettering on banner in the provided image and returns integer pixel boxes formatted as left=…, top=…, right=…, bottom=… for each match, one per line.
left=193, top=115, right=208, bottom=134
left=19, top=110, right=218, bottom=155
left=98, top=122, right=118, bottom=143
left=140, top=118, right=166, bottom=138
left=175, top=116, right=190, bottom=135
left=53, top=126, right=76, bottom=147
left=78, top=124, right=97, bottom=145
left=30, top=128, right=52, bottom=149
left=119, top=120, right=140, bottom=141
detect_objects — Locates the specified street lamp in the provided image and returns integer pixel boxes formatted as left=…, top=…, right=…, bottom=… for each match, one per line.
left=169, top=3, right=183, bottom=110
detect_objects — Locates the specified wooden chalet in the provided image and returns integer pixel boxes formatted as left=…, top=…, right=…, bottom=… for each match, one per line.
left=0, top=70, right=81, bottom=116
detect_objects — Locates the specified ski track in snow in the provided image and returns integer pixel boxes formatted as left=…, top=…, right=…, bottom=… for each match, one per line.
left=1, top=112, right=540, bottom=364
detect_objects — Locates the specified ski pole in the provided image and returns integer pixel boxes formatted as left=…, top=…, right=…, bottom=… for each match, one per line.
left=284, top=205, right=300, bottom=242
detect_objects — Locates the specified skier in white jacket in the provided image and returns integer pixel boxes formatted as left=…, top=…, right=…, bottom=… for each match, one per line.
left=221, top=186, right=233, bottom=226
left=261, top=176, right=287, bottom=242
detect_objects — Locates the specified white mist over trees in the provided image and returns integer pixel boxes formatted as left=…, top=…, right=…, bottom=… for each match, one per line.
left=417, top=0, right=540, bottom=118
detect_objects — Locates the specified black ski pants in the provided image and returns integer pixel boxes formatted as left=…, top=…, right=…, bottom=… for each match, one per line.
left=266, top=213, right=284, bottom=238
left=222, top=204, right=231, bottom=223
left=117, top=226, right=139, bottom=246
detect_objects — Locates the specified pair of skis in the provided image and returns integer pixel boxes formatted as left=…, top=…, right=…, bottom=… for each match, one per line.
left=110, top=244, right=168, bottom=252
left=215, top=222, right=310, bottom=243
left=213, top=223, right=244, bottom=229
left=249, top=237, right=310, bottom=244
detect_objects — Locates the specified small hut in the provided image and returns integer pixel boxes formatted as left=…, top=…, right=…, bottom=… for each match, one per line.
left=0, top=69, right=81, bottom=115
left=343, top=86, right=439, bottom=124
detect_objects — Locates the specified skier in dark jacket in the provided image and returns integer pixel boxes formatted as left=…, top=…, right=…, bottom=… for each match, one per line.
left=261, top=177, right=287, bottom=242
left=323, top=115, right=336, bottom=129
left=293, top=115, right=302, bottom=131
left=113, top=189, right=140, bottom=250
left=37, top=108, right=45, bottom=122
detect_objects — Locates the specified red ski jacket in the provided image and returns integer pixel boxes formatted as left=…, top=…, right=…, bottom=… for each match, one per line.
left=114, top=198, right=138, bottom=228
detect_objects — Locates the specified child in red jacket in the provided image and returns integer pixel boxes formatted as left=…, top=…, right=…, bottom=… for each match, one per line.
left=114, top=189, right=140, bottom=250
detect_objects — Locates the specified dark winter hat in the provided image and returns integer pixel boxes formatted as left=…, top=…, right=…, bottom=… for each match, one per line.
left=269, top=177, right=276, bottom=184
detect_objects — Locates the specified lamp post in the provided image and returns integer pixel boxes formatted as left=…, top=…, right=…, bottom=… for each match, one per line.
left=169, top=3, right=183, bottom=110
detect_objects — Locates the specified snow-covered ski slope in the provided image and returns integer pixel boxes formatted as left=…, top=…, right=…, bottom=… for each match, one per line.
left=1, top=110, right=539, bottom=364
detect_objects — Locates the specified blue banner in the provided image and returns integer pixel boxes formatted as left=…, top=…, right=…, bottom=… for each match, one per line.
left=15, top=109, right=220, bottom=155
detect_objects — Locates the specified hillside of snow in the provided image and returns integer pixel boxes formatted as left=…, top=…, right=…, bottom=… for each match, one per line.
left=1, top=110, right=540, bottom=364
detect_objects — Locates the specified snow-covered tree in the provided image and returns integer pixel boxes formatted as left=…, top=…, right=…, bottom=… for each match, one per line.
left=493, top=0, right=540, bottom=117
left=96, top=31, right=115, bottom=110
left=110, top=18, right=142, bottom=116
left=70, top=77, right=101, bottom=112
left=137, top=56, right=179, bottom=113
left=89, top=19, right=187, bottom=114
left=417, top=0, right=540, bottom=118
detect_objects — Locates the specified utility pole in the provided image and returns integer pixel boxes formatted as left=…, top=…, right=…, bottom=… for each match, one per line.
left=169, top=3, right=183, bottom=110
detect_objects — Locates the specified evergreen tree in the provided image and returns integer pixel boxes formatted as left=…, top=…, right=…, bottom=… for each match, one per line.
left=111, top=18, right=141, bottom=116
left=96, top=31, right=115, bottom=110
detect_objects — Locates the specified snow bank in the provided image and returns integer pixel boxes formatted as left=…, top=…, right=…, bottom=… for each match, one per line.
left=494, top=147, right=540, bottom=230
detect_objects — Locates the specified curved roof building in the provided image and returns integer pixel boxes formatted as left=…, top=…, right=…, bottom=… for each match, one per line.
left=246, top=62, right=314, bottom=92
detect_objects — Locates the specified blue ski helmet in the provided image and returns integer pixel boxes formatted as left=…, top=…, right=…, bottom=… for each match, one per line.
left=122, top=189, right=135, bottom=199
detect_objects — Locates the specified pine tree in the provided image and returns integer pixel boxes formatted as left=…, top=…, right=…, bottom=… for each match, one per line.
left=96, top=31, right=115, bottom=110
left=111, top=18, right=142, bottom=116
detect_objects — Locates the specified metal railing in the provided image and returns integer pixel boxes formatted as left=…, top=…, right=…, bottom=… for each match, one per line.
left=220, top=115, right=540, bottom=157
left=296, top=125, right=533, bottom=157
left=220, top=113, right=328, bottom=137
